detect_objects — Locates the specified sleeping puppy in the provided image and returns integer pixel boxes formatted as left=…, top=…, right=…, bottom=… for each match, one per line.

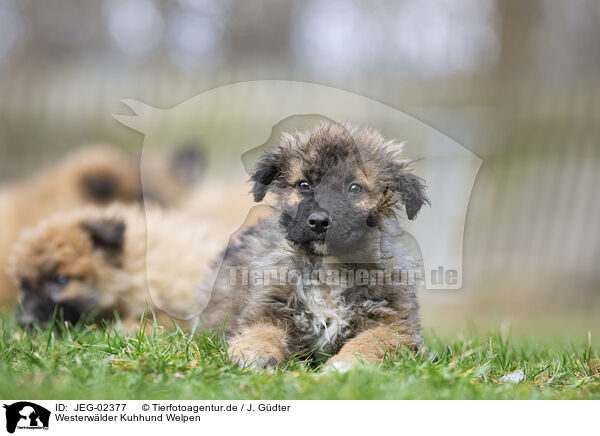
left=6, top=204, right=229, bottom=329
left=0, top=145, right=142, bottom=308
left=201, top=122, right=429, bottom=369
left=0, top=144, right=211, bottom=310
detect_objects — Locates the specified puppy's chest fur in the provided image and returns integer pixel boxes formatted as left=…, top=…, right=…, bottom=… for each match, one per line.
left=229, top=218, right=415, bottom=356
left=284, top=262, right=394, bottom=356
left=293, top=272, right=352, bottom=354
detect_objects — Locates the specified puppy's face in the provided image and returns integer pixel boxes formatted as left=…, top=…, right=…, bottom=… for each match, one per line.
left=250, top=123, right=429, bottom=256
left=9, top=216, right=125, bottom=326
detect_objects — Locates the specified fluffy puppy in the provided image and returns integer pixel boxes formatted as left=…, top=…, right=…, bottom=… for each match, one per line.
left=202, top=122, right=429, bottom=369
left=0, top=146, right=143, bottom=308
left=6, top=204, right=229, bottom=328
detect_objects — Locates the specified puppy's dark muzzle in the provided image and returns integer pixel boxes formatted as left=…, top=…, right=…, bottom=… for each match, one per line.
left=17, top=299, right=83, bottom=328
left=307, top=211, right=330, bottom=234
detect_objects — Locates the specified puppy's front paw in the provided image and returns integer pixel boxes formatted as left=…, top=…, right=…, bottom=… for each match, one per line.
left=228, top=324, right=287, bottom=369
left=229, top=347, right=279, bottom=369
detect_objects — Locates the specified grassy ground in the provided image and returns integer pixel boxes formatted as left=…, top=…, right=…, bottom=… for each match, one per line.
left=0, top=312, right=599, bottom=400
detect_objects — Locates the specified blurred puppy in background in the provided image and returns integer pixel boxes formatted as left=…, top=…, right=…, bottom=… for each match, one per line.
left=0, top=145, right=142, bottom=308
left=0, top=143, right=210, bottom=309
left=7, top=203, right=229, bottom=329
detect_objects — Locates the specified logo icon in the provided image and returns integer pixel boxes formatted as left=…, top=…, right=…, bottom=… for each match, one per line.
left=114, top=80, right=481, bottom=297
left=3, top=402, right=50, bottom=433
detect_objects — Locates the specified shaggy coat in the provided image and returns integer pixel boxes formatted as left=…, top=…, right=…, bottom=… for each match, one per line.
left=200, top=122, right=429, bottom=368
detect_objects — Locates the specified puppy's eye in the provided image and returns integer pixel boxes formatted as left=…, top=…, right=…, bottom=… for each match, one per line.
left=52, top=275, right=71, bottom=287
left=348, top=183, right=363, bottom=195
left=297, top=180, right=312, bottom=192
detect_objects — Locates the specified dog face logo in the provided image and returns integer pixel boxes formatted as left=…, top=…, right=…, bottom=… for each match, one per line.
left=114, top=80, right=481, bottom=296
left=3, top=402, right=50, bottom=433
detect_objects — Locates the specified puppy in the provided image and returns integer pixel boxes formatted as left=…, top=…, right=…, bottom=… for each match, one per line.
left=201, top=122, right=429, bottom=369
left=0, top=146, right=143, bottom=308
left=6, top=203, right=229, bottom=328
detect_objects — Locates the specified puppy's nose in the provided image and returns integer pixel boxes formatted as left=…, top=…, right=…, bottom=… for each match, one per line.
left=307, top=211, right=330, bottom=233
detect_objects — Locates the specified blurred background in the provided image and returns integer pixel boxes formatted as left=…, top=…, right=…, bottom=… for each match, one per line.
left=0, top=0, right=598, bottom=340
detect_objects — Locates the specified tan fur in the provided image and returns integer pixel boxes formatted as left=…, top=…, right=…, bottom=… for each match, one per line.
left=0, top=145, right=210, bottom=310
left=286, top=166, right=306, bottom=187
left=228, top=323, right=288, bottom=368
left=328, top=324, right=422, bottom=364
left=184, top=180, right=262, bottom=228
left=0, top=146, right=142, bottom=308
left=6, top=203, right=231, bottom=327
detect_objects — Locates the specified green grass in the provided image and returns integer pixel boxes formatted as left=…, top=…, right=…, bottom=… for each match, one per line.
left=0, top=312, right=599, bottom=400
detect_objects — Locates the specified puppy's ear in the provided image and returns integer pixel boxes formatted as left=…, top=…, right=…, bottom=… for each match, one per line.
left=81, top=218, right=126, bottom=252
left=250, top=150, right=283, bottom=202
left=395, top=171, right=430, bottom=220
